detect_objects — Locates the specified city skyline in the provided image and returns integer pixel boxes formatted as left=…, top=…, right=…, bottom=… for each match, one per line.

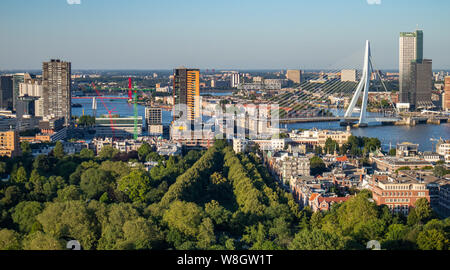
left=1, top=0, right=450, bottom=70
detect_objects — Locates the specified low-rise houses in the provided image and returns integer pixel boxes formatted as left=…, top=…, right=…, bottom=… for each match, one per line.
left=233, top=138, right=249, bottom=153
left=253, top=138, right=289, bottom=151
left=311, top=195, right=351, bottom=212
left=289, top=176, right=350, bottom=212
left=157, top=142, right=182, bottom=156
left=92, top=138, right=144, bottom=154
left=288, top=128, right=352, bottom=147
left=266, top=151, right=310, bottom=185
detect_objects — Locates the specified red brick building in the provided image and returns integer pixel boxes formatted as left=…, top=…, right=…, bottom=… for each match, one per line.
left=369, top=174, right=430, bottom=215
left=310, top=193, right=351, bottom=212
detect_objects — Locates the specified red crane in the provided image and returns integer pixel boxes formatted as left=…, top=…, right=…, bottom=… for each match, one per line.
left=128, top=77, right=133, bottom=100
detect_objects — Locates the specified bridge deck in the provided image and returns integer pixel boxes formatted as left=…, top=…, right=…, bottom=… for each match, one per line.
left=279, top=116, right=401, bottom=123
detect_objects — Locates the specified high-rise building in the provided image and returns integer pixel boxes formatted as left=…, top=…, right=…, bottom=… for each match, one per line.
left=286, top=70, right=302, bottom=84
left=0, top=75, right=13, bottom=110
left=145, top=106, right=163, bottom=136
left=399, top=30, right=424, bottom=107
left=231, top=73, right=240, bottom=88
left=444, top=76, right=450, bottom=111
left=411, top=59, right=433, bottom=108
left=173, top=67, right=200, bottom=121
left=19, top=78, right=44, bottom=117
left=341, top=69, right=357, bottom=82
left=12, top=73, right=34, bottom=111
left=42, top=59, right=72, bottom=125
left=0, top=130, right=20, bottom=158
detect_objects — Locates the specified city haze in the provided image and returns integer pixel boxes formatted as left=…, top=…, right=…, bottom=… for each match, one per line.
left=1, top=0, right=450, bottom=70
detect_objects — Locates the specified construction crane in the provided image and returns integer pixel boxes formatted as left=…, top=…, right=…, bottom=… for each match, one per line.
left=128, top=77, right=158, bottom=140
left=133, top=83, right=139, bottom=140
left=430, top=137, right=443, bottom=153
left=128, top=77, right=139, bottom=140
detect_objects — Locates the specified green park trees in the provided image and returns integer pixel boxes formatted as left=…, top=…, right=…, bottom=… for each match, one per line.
left=117, top=170, right=151, bottom=203
left=77, top=115, right=96, bottom=127
left=0, top=139, right=448, bottom=250
left=310, top=156, right=327, bottom=176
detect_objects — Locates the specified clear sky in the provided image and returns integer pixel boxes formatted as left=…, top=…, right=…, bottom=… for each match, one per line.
left=0, top=0, right=449, bottom=70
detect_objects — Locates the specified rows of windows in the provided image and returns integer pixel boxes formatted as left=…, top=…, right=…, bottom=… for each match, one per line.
left=382, top=191, right=413, bottom=196
left=385, top=198, right=410, bottom=203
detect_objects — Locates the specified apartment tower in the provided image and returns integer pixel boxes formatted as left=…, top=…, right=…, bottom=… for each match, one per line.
left=173, top=67, right=200, bottom=121
left=42, top=59, right=72, bottom=125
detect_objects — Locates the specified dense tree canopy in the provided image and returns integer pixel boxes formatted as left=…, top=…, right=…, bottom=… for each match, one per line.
left=0, top=140, right=448, bottom=250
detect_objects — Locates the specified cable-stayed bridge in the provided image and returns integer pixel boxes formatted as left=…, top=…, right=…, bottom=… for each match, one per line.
left=277, top=40, right=403, bottom=126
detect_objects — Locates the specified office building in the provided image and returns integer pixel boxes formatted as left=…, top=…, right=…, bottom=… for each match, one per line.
left=0, top=130, right=20, bottom=157
left=341, top=69, right=357, bottom=82
left=372, top=156, right=432, bottom=173
left=370, top=174, right=430, bottom=215
left=19, top=78, right=44, bottom=117
left=145, top=106, right=162, bottom=124
left=444, top=76, right=450, bottom=111
left=286, top=70, right=302, bottom=84
left=42, top=59, right=72, bottom=125
left=231, top=72, right=240, bottom=88
left=95, top=116, right=143, bottom=138
left=173, top=67, right=200, bottom=121
left=411, top=59, right=433, bottom=108
left=399, top=30, right=425, bottom=108
left=396, top=142, right=419, bottom=157
left=13, top=74, right=27, bottom=111
left=0, top=75, right=13, bottom=110
left=145, top=106, right=163, bottom=136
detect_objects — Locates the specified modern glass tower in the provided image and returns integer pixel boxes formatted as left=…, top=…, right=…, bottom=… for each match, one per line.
left=399, top=30, right=424, bottom=107
left=0, top=75, right=13, bottom=110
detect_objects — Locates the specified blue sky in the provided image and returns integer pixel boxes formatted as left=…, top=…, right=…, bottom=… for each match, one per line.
left=0, top=0, right=449, bottom=70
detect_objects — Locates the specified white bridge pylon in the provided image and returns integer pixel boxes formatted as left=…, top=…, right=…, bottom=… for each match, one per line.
left=344, top=40, right=372, bottom=126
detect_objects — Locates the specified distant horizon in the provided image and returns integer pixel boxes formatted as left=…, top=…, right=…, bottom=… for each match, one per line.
left=1, top=68, right=450, bottom=74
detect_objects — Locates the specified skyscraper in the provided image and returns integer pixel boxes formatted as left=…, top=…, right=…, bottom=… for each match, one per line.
left=42, top=59, right=72, bottom=125
left=399, top=30, right=424, bottom=107
left=0, top=75, right=13, bottom=110
left=444, top=76, right=450, bottom=111
left=173, top=67, right=200, bottom=121
left=411, top=59, right=433, bottom=108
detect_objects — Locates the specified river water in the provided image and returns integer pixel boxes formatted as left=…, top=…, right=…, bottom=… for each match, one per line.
left=72, top=97, right=449, bottom=152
